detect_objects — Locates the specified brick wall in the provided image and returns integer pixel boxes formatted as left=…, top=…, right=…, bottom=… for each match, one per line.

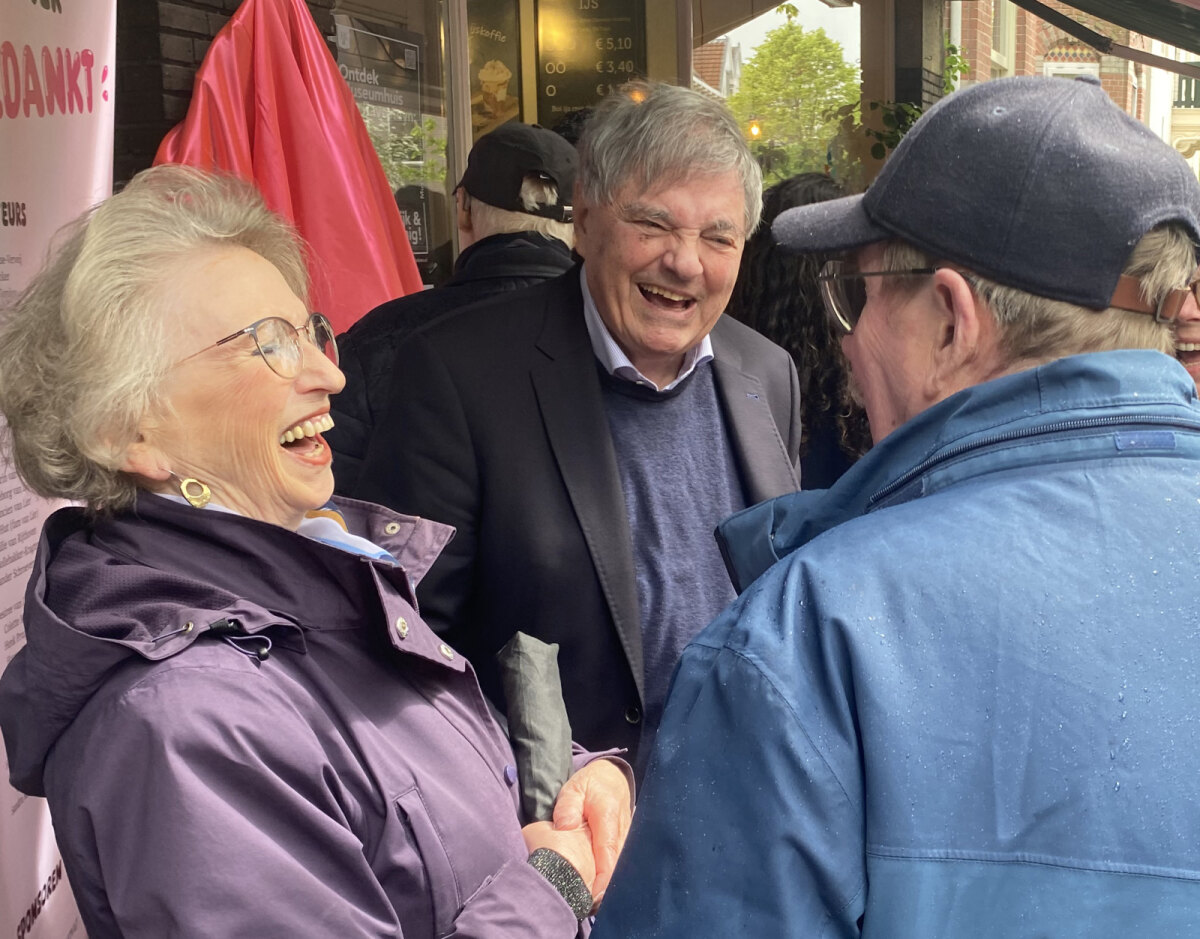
left=1042, top=0, right=1135, bottom=114
left=1012, top=9, right=1043, bottom=76
left=948, top=0, right=1138, bottom=116
left=956, top=0, right=992, bottom=84
left=114, top=0, right=334, bottom=186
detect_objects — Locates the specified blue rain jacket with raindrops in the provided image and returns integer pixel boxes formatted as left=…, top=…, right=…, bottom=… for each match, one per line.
left=595, top=350, right=1200, bottom=938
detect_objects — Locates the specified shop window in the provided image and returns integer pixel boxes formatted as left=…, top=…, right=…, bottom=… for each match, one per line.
left=990, top=0, right=1015, bottom=77
left=332, top=0, right=455, bottom=285
left=1043, top=62, right=1100, bottom=82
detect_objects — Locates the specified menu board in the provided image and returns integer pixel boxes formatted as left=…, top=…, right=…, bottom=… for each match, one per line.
left=535, top=0, right=646, bottom=125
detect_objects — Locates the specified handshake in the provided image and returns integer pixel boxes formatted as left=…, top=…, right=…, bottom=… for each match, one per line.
left=522, top=759, right=634, bottom=916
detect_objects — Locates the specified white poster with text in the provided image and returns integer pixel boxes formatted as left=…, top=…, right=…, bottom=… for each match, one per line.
left=1, top=0, right=116, bottom=936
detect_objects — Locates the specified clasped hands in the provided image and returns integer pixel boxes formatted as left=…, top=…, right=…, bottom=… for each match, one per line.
left=522, top=758, right=633, bottom=912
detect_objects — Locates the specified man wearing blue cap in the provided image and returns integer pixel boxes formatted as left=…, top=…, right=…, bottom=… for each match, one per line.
left=595, top=76, right=1200, bottom=936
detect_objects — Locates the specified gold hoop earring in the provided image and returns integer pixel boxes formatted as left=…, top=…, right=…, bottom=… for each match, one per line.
left=178, top=477, right=211, bottom=509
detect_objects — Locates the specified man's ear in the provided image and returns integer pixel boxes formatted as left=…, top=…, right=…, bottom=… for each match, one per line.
left=925, top=268, right=994, bottom=402
left=454, top=187, right=472, bottom=234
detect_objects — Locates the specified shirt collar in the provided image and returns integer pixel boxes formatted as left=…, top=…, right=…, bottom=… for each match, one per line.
left=158, top=493, right=396, bottom=562
left=580, top=265, right=714, bottom=392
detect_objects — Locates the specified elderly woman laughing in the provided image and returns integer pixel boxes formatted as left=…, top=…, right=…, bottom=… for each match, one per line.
left=0, top=165, right=631, bottom=938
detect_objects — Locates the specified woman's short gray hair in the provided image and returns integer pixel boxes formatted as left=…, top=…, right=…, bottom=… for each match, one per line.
left=577, top=80, right=762, bottom=235
left=882, top=224, right=1195, bottom=363
left=0, top=164, right=307, bottom=514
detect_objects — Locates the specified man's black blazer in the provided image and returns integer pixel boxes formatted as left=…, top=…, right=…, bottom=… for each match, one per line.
left=356, top=268, right=801, bottom=764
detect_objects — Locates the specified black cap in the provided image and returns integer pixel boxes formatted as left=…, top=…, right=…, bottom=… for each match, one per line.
left=459, top=122, right=578, bottom=222
left=773, top=76, right=1200, bottom=310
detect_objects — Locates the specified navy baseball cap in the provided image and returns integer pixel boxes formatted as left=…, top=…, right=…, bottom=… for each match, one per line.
left=458, top=122, right=577, bottom=223
left=773, top=76, right=1200, bottom=310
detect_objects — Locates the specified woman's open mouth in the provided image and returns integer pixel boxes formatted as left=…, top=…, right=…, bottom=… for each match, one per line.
left=279, top=413, right=334, bottom=461
left=1177, top=342, right=1200, bottom=374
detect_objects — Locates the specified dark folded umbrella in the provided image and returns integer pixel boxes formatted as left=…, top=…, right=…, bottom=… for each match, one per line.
left=496, top=632, right=573, bottom=822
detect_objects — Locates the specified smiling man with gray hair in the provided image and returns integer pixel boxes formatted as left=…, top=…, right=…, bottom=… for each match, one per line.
left=595, top=75, right=1200, bottom=936
left=356, top=82, right=802, bottom=785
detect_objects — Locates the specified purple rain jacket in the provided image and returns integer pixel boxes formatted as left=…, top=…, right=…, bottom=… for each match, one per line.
left=0, top=492, right=592, bottom=938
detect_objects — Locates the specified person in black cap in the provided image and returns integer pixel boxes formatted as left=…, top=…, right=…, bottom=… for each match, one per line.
left=594, top=75, right=1200, bottom=937
left=328, top=122, right=579, bottom=492
left=354, top=81, right=802, bottom=783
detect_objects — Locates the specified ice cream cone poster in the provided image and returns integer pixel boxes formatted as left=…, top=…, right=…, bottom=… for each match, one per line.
left=468, top=0, right=522, bottom=139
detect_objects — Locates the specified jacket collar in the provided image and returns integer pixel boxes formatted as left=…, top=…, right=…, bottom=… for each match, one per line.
left=531, top=265, right=591, bottom=361
left=0, top=493, right=454, bottom=796
left=717, top=350, right=1200, bottom=591
left=451, top=231, right=574, bottom=285
left=36, top=492, right=450, bottom=651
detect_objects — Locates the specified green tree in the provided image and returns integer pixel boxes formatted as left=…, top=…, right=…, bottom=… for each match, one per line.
left=728, top=21, right=860, bottom=183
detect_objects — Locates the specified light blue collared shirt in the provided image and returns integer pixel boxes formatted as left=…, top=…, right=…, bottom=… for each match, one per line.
left=159, top=492, right=395, bottom=562
left=580, top=265, right=715, bottom=392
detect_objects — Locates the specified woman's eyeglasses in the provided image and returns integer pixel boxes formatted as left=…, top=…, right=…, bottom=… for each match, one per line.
left=180, top=313, right=339, bottom=379
left=817, top=260, right=936, bottom=334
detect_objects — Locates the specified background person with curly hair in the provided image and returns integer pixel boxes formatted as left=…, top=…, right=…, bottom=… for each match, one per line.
left=726, top=172, right=871, bottom=488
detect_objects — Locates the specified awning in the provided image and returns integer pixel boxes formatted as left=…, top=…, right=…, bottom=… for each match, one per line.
left=1011, top=0, right=1200, bottom=80
left=691, top=0, right=1200, bottom=72
left=691, top=0, right=778, bottom=46
left=1015, top=0, right=1200, bottom=58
